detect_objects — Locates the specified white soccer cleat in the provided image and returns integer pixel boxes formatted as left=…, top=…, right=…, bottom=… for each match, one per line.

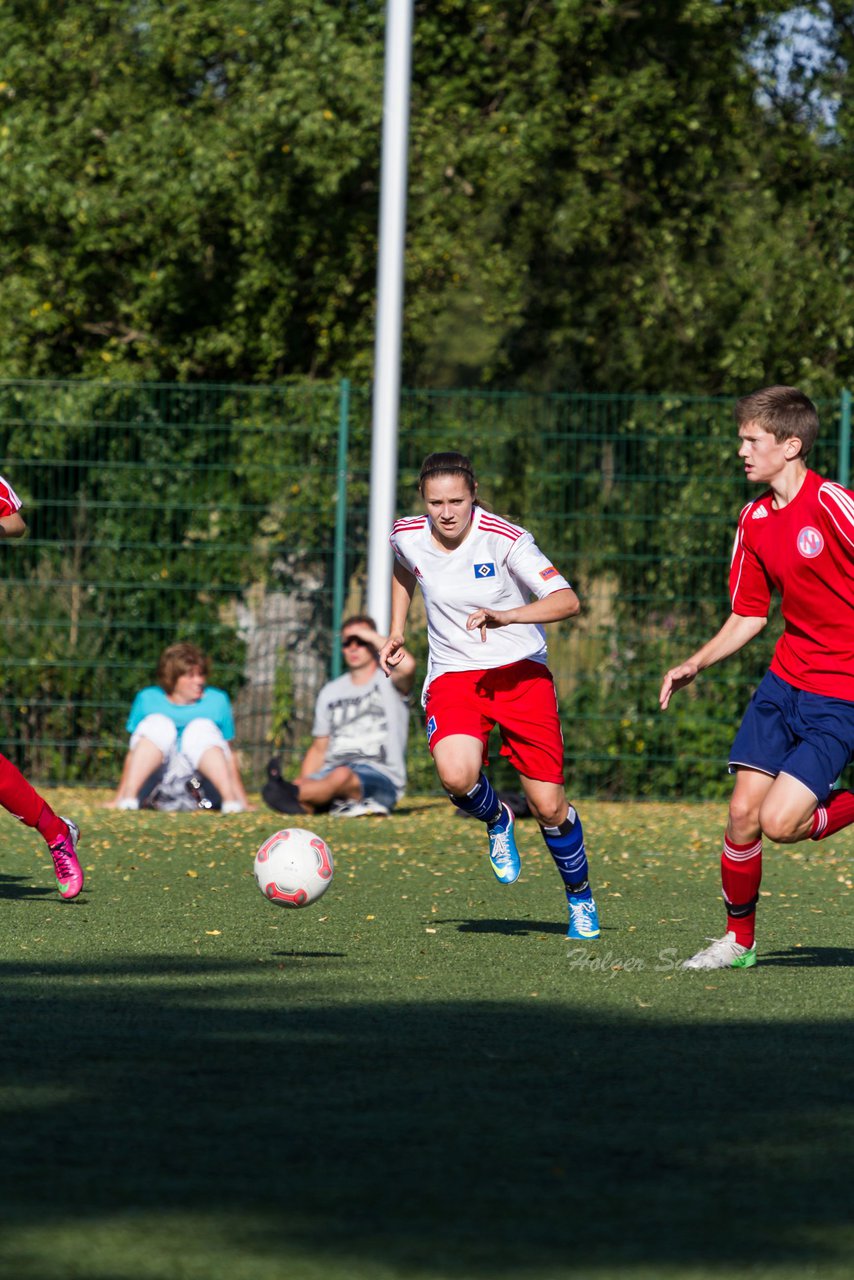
left=682, top=931, right=757, bottom=970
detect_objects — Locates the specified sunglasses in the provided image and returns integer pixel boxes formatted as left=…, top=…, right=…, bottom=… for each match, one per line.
left=341, top=636, right=371, bottom=650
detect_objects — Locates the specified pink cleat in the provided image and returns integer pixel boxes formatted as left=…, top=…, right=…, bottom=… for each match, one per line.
left=49, top=818, right=83, bottom=899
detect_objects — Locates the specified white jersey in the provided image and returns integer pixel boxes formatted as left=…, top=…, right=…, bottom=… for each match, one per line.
left=390, top=506, right=572, bottom=696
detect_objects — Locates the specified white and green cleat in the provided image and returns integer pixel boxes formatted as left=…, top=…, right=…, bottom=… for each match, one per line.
left=682, top=931, right=756, bottom=970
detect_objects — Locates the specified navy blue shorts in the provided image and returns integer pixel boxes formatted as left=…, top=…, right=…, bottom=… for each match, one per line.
left=729, top=670, right=854, bottom=801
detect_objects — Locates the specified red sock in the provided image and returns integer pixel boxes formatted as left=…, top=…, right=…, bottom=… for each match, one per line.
left=0, top=753, right=67, bottom=845
left=810, top=789, right=854, bottom=840
left=721, top=835, right=762, bottom=947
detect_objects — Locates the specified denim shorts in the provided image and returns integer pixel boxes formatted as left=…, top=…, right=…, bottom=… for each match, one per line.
left=729, top=670, right=854, bottom=801
left=308, top=762, right=399, bottom=812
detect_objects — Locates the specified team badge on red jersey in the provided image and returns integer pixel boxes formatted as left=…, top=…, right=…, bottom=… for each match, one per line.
left=797, top=527, right=824, bottom=558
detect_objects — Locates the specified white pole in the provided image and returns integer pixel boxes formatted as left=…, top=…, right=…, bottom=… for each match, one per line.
left=366, top=0, right=413, bottom=634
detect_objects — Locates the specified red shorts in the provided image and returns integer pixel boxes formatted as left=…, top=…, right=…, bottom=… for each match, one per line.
left=424, top=659, right=565, bottom=784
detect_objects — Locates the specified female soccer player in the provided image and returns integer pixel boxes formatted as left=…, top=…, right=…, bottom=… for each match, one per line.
left=0, top=475, right=82, bottom=899
left=660, top=385, right=854, bottom=970
left=379, top=451, right=599, bottom=939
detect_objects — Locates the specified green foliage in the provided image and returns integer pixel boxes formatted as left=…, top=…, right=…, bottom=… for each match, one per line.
left=388, top=387, right=845, bottom=800
left=0, top=378, right=851, bottom=797
left=267, top=647, right=294, bottom=752
left=404, top=1, right=854, bottom=394
left=0, top=3, right=853, bottom=393
left=0, top=1, right=385, bottom=382
left=0, top=378, right=348, bottom=781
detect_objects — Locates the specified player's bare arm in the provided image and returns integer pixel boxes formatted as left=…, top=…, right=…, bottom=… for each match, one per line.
left=0, top=512, right=26, bottom=539
left=659, top=612, right=767, bottom=710
left=379, top=564, right=417, bottom=675
left=466, top=587, right=580, bottom=642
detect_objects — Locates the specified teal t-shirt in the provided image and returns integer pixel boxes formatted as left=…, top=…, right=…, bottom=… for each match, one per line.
left=126, top=686, right=235, bottom=746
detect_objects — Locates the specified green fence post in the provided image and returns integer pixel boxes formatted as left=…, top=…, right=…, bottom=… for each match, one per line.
left=840, top=388, right=852, bottom=489
left=331, top=377, right=351, bottom=677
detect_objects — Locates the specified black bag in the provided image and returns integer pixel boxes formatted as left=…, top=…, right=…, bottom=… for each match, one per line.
left=497, top=789, right=532, bottom=819
left=261, top=756, right=306, bottom=814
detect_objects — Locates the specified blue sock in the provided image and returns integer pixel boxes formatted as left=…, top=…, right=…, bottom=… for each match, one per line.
left=448, top=773, right=502, bottom=825
left=540, top=806, right=592, bottom=899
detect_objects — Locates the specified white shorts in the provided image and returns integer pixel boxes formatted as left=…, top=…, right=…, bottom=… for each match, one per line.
left=130, top=713, right=232, bottom=787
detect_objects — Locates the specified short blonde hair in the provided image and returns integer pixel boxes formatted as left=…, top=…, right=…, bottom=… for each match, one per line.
left=156, top=643, right=209, bottom=694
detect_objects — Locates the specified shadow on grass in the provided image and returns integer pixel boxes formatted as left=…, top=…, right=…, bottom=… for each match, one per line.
left=0, top=873, right=53, bottom=901
left=759, top=946, right=854, bottom=967
left=437, top=916, right=567, bottom=936
left=0, top=957, right=852, bottom=1276
left=272, top=950, right=348, bottom=959
left=1, top=957, right=854, bottom=1274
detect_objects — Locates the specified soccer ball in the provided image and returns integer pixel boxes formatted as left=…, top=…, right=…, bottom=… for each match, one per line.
left=253, top=828, right=334, bottom=908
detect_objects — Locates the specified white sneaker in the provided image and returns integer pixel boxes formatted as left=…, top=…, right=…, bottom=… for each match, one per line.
left=116, top=797, right=140, bottom=811
left=221, top=800, right=246, bottom=814
left=682, top=931, right=757, bottom=970
left=329, top=797, right=390, bottom=817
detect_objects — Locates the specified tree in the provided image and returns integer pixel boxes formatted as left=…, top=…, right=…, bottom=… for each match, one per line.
left=0, top=1, right=851, bottom=394
left=0, top=1, right=385, bottom=381
left=404, top=1, right=854, bottom=396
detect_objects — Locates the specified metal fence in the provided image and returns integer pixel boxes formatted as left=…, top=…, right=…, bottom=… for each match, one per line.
left=0, top=379, right=850, bottom=798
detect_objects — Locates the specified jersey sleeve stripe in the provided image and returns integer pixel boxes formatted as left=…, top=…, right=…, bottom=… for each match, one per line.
left=0, top=476, right=22, bottom=512
left=478, top=512, right=520, bottom=532
left=819, top=483, right=854, bottom=550
left=730, top=502, right=753, bottom=567
left=391, top=517, right=427, bottom=532
left=478, top=515, right=521, bottom=541
left=730, top=547, right=746, bottom=607
left=729, top=504, right=752, bottom=607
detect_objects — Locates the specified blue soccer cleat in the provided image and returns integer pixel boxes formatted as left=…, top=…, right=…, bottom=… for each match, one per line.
left=567, top=894, right=600, bottom=940
left=487, top=803, right=521, bottom=884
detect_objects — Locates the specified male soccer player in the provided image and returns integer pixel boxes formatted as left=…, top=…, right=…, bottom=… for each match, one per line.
left=0, top=475, right=83, bottom=898
left=660, top=385, right=854, bottom=969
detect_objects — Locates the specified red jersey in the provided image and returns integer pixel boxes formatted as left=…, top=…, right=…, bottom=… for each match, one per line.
left=730, top=469, right=854, bottom=699
left=0, top=474, right=21, bottom=519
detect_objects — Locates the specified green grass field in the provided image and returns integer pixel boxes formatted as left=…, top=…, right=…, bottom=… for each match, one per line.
left=1, top=793, right=853, bottom=1280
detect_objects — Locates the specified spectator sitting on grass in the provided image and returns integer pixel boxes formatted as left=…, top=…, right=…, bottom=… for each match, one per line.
left=263, top=616, right=415, bottom=817
left=105, top=642, right=252, bottom=813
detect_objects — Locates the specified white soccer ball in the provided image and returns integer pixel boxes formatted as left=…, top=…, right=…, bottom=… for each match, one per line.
left=253, top=828, right=334, bottom=908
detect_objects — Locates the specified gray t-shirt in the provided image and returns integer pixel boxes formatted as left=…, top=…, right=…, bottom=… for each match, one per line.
left=312, top=669, right=410, bottom=797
